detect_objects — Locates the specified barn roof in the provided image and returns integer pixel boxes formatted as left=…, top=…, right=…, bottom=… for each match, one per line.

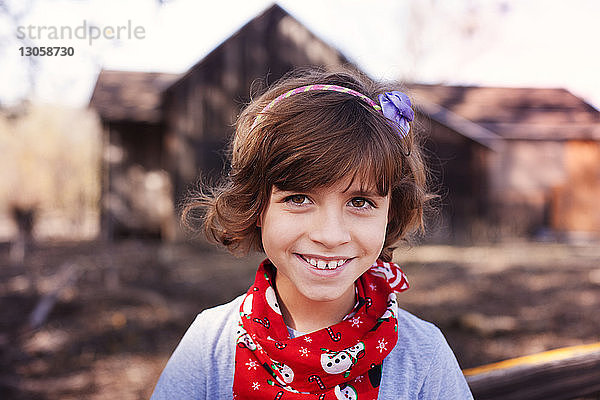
left=408, top=84, right=600, bottom=141
left=89, top=70, right=179, bottom=124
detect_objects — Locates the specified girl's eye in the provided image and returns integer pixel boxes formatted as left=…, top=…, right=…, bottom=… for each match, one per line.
left=286, top=194, right=309, bottom=205
left=349, top=197, right=373, bottom=209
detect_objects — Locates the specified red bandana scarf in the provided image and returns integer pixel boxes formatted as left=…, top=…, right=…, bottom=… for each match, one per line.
left=233, top=259, right=409, bottom=399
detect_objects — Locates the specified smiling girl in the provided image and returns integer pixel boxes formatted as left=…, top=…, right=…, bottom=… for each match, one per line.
left=151, top=67, right=473, bottom=399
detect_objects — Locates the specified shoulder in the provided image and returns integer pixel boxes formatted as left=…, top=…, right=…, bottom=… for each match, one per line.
left=379, top=306, right=474, bottom=399
left=150, top=295, right=244, bottom=400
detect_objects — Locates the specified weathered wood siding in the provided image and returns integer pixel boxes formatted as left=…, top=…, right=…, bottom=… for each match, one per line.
left=551, top=140, right=600, bottom=234
left=486, top=140, right=566, bottom=238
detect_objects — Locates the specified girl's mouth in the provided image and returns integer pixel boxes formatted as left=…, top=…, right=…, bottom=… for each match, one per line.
left=296, top=254, right=351, bottom=270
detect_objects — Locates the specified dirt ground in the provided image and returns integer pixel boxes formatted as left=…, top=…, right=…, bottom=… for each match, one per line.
left=1, top=239, right=599, bottom=399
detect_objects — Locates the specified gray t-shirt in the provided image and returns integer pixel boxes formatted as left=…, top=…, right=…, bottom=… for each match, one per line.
left=151, top=294, right=473, bottom=399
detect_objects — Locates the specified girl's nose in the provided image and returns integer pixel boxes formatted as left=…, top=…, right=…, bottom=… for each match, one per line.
left=308, top=208, right=351, bottom=248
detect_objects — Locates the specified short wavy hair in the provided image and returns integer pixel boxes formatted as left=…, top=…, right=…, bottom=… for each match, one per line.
left=182, top=66, right=433, bottom=261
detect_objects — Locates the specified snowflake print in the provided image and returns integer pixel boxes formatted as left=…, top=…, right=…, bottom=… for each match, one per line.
left=304, top=336, right=312, bottom=343
left=252, top=382, right=260, bottom=391
left=246, top=360, right=258, bottom=370
left=354, top=375, right=364, bottom=383
left=369, top=283, right=378, bottom=291
left=299, top=347, right=310, bottom=357
left=350, top=316, right=362, bottom=328
left=376, top=338, right=388, bottom=353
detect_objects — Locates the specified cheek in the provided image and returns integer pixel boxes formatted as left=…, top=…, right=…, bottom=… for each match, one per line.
left=261, top=212, right=302, bottom=249
left=352, top=215, right=388, bottom=250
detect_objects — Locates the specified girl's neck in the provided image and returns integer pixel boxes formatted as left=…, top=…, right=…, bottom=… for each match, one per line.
left=274, top=274, right=356, bottom=334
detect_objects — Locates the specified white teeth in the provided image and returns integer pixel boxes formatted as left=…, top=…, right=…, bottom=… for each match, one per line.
left=303, top=256, right=347, bottom=270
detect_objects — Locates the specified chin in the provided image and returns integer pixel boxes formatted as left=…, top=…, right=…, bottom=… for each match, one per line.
left=301, top=286, right=351, bottom=303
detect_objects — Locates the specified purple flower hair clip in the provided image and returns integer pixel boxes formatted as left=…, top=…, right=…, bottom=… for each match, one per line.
left=378, top=91, right=414, bottom=138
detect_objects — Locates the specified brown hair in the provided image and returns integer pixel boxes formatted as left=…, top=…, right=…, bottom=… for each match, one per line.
left=182, top=66, right=433, bottom=261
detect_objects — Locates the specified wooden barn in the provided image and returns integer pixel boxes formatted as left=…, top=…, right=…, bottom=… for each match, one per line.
left=90, top=4, right=600, bottom=243
left=409, top=84, right=600, bottom=242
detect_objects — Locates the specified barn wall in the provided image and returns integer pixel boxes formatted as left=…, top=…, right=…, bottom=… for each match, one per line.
left=487, top=140, right=566, bottom=237
left=422, top=124, right=600, bottom=241
left=551, top=140, right=600, bottom=235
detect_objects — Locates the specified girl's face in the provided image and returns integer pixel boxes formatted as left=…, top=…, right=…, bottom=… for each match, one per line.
left=259, top=175, right=390, bottom=312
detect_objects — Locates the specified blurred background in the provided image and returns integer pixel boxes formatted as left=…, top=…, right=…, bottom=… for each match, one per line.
left=1, top=0, right=599, bottom=399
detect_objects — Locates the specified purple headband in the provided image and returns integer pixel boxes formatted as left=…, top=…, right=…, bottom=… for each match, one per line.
left=253, top=84, right=414, bottom=138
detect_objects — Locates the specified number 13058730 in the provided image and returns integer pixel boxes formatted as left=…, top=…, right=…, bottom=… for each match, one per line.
left=19, top=47, right=74, bottom=56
